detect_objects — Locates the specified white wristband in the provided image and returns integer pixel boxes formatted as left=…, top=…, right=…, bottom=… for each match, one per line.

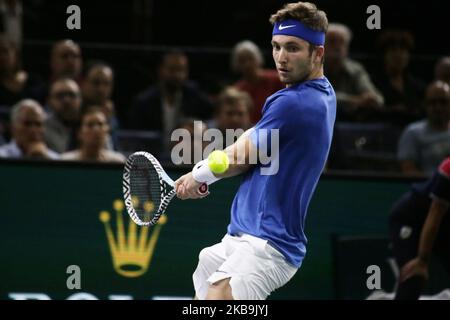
left=192, top=160, right=221, bottom=185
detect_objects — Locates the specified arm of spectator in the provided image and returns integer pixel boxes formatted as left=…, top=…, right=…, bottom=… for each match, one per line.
left=353, top=63, right=385, bottom=108
left=25, top=141, right=57, bottom=160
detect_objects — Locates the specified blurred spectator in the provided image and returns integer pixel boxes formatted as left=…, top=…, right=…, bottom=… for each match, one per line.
left=232, top=40, right=283, bottom=124
left=130, top=50, right=213, bottom=145
left=325, top=23, right=384, bottom=122
left=398, top=81, right=450, bottom=175
left=0, top=0, right=22, bottom=48
left=434, top=56, right=450, bottom=85
left=0, top=35, right=44, bottom=107
left=0, top=99, right=59, bottom=159
left=209, top=87, right=252, bottom=142
left=50, top=39, right=82, bottom=82
left=81, top=61, right=119, bottom=148
left=62, top=107, right=125, bottom=163
left=168, top=117, right=207, bottom=163
left=44, top=78, right=81, bottom=153
left=373, top=30, right=426, bottom=125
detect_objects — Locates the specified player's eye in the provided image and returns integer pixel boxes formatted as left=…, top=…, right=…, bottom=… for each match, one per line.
left=287, top=46, right=299, bottom=52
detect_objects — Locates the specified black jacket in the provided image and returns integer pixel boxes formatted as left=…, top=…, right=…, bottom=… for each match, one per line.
left=129, top=81, right=213, bottom=131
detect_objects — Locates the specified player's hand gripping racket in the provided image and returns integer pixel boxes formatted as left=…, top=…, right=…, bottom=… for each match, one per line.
left=123, top=151, right=208, bottom=226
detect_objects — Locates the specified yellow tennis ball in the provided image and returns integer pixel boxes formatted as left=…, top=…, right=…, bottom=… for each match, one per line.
left=208, top=150, right=229, bottom=174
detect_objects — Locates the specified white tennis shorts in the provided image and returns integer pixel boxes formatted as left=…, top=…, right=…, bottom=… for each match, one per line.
left=192, top=233, right=298, bottom=300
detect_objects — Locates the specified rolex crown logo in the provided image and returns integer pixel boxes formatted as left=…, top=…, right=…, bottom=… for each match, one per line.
left=99, top=198, right=167, bottom=278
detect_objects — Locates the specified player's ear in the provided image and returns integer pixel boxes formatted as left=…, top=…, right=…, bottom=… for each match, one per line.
left=314, top=46, right=325, bottom=64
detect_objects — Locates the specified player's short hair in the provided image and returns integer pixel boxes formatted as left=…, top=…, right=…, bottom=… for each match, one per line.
left=270, top=2, right=328, bottom=62
left=269, top=2, right=328, bottom=34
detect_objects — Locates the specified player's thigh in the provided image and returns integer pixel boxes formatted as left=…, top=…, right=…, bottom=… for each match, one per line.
left=208, top=239, right=297, bottom=300
left=193, top=241, right=227, bottom=280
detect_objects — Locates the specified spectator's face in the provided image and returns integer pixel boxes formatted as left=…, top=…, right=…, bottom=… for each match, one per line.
left=0, top=42, right=16, bottom=74
left=272, top=35, right=318, bottom=85
left=51, top=41, right=82, bottom=79
left=325, top=31, right=348, bottom=64
left=79, top=111, right=109, bottom=149
left=49, top=80, right=81, bottom=123
left=425, top=84, right=450, bottom=124
left=83, top=66, right=114, bottom=104
left=234, top=50, right=259, bottom=76
left=384, top=46, right=410, bottom=71
left=13, top=106, right=45, bottom=147
left=159, top=55, right=188, bottom=90
left=217, top=102, right=251, bottom=131
left=436, top=60, right=450, bottom=85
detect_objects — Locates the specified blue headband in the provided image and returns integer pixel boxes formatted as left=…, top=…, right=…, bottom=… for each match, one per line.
left=272, top=19, right=325, bottom=46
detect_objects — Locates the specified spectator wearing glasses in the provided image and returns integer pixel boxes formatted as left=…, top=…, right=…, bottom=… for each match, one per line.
left=398, top=81, right=450, bottom=175
left=0, top=99, right=59, bottom=159
left=44, top=78, right=81, bottom=153
left=62, top=107, right=125, bottom=163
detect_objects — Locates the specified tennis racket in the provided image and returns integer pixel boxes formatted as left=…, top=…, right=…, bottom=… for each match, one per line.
left=123, top=151, right=208, bottom=226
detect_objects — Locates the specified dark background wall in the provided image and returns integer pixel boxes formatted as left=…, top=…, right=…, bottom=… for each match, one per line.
left=24, top=0, right=448, bottom=54
left=20, top=0, right=447, bottom=126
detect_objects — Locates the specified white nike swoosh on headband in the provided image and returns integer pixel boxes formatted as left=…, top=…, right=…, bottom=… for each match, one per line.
left=278, top=24, right=296, bottom=30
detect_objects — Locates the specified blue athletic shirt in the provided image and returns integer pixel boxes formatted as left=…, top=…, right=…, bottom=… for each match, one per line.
left=227, top=77, right=336, bottom=267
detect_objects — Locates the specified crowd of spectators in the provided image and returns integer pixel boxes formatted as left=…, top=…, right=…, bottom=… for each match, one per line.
left=1, top=21, right=449, bottom=175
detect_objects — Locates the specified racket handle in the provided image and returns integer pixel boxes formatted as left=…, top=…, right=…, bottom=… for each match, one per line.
left=198, top=183, right=208, bottom=195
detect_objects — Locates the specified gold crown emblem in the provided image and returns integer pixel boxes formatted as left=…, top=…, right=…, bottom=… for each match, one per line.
left=99, top=198, right=167, bottom=278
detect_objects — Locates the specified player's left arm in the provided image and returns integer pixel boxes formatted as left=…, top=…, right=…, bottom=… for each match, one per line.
left=175, top=128, right=257, bottom=200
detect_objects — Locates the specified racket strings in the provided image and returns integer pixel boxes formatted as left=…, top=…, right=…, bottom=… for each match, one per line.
left=130, top=156, right=163, bottom=223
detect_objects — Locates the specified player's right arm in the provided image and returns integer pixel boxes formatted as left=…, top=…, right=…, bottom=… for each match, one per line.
left=400, top=158, right=450, bottom=282
left=400, top=199, right=448, bottom=282
left=175, top=128, right=257, bottom=200
left=214, top=128, right=256, bottom=178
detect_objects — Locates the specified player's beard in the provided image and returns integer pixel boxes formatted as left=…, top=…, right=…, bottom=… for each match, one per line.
left=295, top=57, right=313, bottom=83
left=283, top=56, right=313, bottom=86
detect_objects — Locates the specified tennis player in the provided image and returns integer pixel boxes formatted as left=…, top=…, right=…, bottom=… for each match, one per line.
left=175, top=2, right=336, bottom=300
left=390, top=157, right=450, bottom=300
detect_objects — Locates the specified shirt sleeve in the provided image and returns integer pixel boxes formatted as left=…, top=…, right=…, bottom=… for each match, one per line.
left=430, top=158, right=450, bottom=203
left=249, top=94, right=294, bottom=152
